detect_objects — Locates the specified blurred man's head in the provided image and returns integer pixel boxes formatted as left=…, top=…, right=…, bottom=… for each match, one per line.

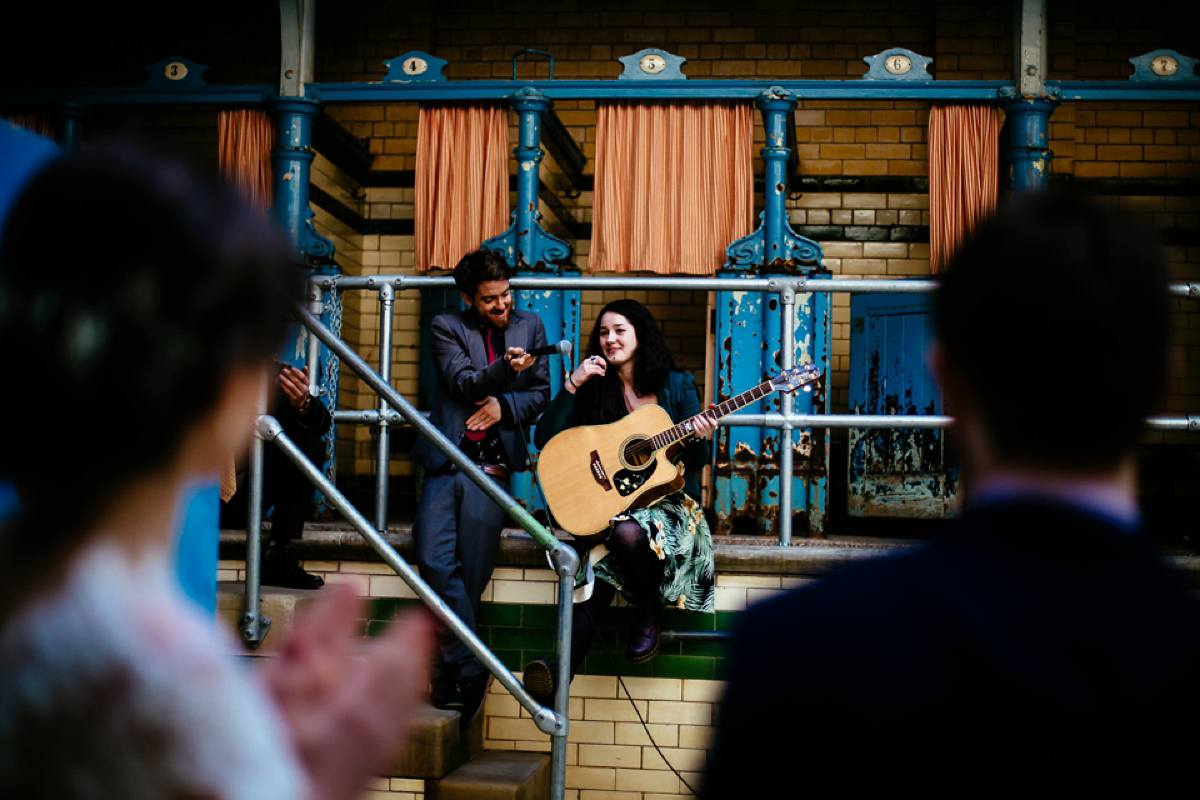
left=933, top=192, right=1170, bottom=475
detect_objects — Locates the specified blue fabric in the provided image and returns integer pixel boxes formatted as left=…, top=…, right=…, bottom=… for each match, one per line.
left=174, top=482, right=220, bottom=615
left=0, top=123, right=61, bottom=522
left=0, top=121, right=60, bottom=241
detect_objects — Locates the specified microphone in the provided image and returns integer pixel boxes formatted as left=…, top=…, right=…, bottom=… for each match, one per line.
left=524, top=340, right=573, bottom=358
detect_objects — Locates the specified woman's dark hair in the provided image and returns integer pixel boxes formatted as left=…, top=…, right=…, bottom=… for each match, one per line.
left=574, top=298, right=679, bottom=424
left=0, top=140, right=304, bottom=610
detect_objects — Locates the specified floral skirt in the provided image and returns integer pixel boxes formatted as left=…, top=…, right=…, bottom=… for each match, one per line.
left=586, top=491, right=715, bottom=613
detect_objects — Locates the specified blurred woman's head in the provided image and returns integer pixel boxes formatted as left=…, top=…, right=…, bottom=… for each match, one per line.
left=0, top=140, right=303, bottom=584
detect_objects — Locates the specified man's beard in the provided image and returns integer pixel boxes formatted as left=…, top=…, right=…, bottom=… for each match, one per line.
left=479, top=307, right=510, bottom=330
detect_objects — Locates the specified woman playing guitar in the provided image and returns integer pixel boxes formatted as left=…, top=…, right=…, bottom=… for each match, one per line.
left=523, top=299, right=716, bottom=706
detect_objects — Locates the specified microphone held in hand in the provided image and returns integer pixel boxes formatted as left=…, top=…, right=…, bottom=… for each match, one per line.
left=524, top=340, right=573, bottom=357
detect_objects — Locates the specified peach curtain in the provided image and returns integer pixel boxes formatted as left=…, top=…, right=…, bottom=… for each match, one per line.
left=218, top=109, right=274, bottom=213
left=591, top=101, right=754, bottom=275
left=5, top=113, right=56, bottom=140
left=415, top=104, right=510, bottom=271
left=928, top=104, right=1001, bottom=273
left=216, top=109, right=275, bottom=501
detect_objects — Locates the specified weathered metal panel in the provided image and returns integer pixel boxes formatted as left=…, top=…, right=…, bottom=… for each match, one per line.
left=714, top=276, right=832, bottom=537
left=847, top=293, right=958, bottom=518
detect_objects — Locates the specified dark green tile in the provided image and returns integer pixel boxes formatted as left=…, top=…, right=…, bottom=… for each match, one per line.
left=364, top=597, right=398, bottom=621
left=478, top=603, right=522, bottom=626
left=679, top=641, right=730, bottom=658
left=651, top=655, right=715, bottom=680
left=491, top=628, right=555, bottom=650
left=715, top=611, right=743, bottom=631
left=664, top=611, right=717, bottom=631
left=713, top=657, right=734, bottom=681
left=365, top=619, right=391, bottom=637
left=522, top=604, right=561, bottom=628
left=493, top=649, right=523, bottom=671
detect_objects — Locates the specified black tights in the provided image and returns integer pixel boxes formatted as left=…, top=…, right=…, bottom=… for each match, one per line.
left=568, top=520, right=664, bottom=675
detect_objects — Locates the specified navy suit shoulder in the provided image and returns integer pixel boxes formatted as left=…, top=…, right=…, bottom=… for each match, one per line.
left=704, top=500, right=1200, bottom=798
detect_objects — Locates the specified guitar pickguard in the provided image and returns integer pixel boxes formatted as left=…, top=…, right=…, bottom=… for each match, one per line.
left=612, top=460, right=657, bottom=497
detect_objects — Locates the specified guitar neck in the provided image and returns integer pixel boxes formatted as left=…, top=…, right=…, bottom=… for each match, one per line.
left=649, top=379, right=776, bottom=451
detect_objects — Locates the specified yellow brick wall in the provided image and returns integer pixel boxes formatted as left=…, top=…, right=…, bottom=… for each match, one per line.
left=219, top=555, right=805, bottom=800
left=304, top=2, right=1197, bottom=481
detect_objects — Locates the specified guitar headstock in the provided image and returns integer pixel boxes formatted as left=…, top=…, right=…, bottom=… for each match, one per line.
left=770, top=364, right=822, bottom=394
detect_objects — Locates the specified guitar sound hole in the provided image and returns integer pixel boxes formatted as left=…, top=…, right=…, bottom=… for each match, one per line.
left=621, top=435, right=653, bottom=469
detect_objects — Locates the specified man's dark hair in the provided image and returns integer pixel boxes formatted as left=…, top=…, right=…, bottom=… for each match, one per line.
left=934, top=191, right=1170, bottom=472
left=453, top=248, right=512, bottom=298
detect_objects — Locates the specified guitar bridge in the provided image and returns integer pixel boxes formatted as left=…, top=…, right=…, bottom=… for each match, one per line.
left=590, top=450, right=612, bottom=491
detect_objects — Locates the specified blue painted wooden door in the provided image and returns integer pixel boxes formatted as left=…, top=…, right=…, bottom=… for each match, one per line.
left=847, top=293, right=958, bottom=518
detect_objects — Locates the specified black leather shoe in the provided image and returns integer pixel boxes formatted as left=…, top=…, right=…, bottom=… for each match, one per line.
left=458, top=672, right=494, bottom=730
left=625, top=608, right=663, bottom=663
left=522, top=658, right=556, bottom=708
left=430, top=677, right=463, bottom=711
left=260, top=552, right=324, bottom=590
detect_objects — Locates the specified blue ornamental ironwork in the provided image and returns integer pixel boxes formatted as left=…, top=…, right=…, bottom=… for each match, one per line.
left=383, top=51, right=449, bottom=83
left=862, top=48, right=933, bottom=82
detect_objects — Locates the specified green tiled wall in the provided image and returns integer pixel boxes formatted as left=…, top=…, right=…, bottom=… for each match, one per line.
left=362, top=598, right=739, bottom=681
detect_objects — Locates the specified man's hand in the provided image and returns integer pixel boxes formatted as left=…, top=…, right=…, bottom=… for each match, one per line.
left=466, top=396, right=502, bottom=431
left=504, top=346, right=535, bottom=373
left=260, top=585, right=435, bottom=800
left=279, top=365, right=311, bottom=410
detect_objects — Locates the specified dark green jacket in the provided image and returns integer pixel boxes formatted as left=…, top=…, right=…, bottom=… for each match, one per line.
left=533, top=369, right=710, bottom=501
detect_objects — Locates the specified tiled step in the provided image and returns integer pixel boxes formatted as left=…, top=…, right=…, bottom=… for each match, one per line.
left=428, top=751, right=550, bottom=800
left=216, top=581, right=320, bottom=653
left=385, top=704, right=484, bottom=779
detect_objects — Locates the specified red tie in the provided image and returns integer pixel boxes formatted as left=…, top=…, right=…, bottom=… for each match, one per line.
left=465, top=329, right=497, bottom=442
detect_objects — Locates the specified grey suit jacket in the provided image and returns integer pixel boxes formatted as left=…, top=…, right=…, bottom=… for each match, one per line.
left=411, top=308, right=551, bottom=473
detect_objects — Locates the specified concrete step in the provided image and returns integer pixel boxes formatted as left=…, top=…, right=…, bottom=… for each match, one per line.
left=385, top=703, right=484, bottom=779
left=216, top=581, right=320, bottom=653
left=428, top=751, right=550, bottom=800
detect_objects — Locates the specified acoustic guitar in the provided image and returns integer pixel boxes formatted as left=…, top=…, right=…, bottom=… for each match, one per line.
left=537, top=365, right=822, bottom=541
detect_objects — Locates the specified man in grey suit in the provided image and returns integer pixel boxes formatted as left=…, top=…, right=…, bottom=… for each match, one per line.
left=412, top=249, right=551, bottom=726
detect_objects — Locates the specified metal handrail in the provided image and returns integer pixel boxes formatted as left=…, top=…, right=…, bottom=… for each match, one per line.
left=292, top=305, right=578, bottom=799
left=261, top=417, right=566, bottom=732
left=316, top=273, right=1200, bottom=543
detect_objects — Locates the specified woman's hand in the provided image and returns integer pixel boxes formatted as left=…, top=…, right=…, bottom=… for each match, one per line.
left=565, top=355, right=606, bottom=393
left=691, top=404, right=718, bottom=440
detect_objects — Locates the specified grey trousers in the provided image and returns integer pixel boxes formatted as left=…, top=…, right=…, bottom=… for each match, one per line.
left=413, top=469, right=509, bottom=682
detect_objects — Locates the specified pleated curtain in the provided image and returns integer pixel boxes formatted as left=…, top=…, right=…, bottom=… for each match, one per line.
left=4, top=113, right=56, bottom=140
left=415, top=104, right=510, bottom=271
left=216, top=109, right=275, bottom=501
left=218, top=109, right=274, bottom=214
left=591, top=101, right=754, bottom=275
left=928, top=104, right=1002, bottom=273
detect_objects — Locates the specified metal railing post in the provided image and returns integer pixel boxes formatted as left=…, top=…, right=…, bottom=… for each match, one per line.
left=548, top=548, right=578, bottom=799
left=306, top=279, right=322, bottom=398
left=777, top=280, right=797, bottom=546
left=239, top=378, right=271, bottom=648
left=375, top=283, right=394, bottom=531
